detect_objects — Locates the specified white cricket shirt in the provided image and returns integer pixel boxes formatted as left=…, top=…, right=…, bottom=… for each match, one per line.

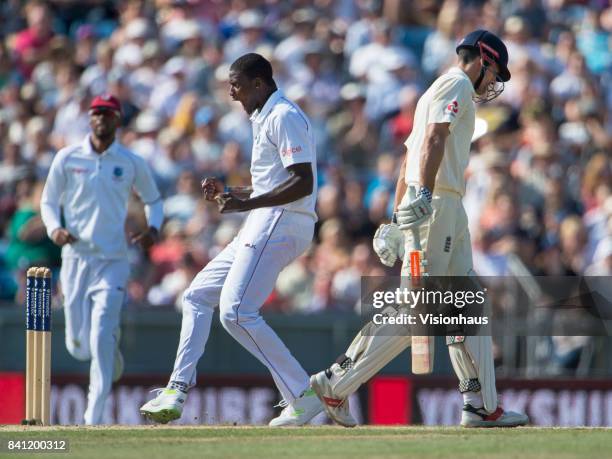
left=249, top=89, right=318, bottom=220
left=41, top=135, right=162, bottom=259
left=404, top=67, right=476, bottom=196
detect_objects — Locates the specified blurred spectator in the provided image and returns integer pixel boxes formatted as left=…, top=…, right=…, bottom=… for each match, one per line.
left=218, top=105, right=252, bottom=159
left=224, top=10, right=271, bottom=64
left=559, top=215, right=587, bottom=275
left=22, top=116, right=54, bottom=178
left=80, top=40, right=115, bottom=96
left=191, top=106, right=223, bottom=170
left=274, top=8, right=317, bottom=66
left=0, top=142, right=27, bottom=194
left=379, top=85, right=419, bottom=153
left=113, top=18, right=150, bottom=70
left=550, top=51, right=590, bottom=103
left=585, top=236, right=612, bottom=276
left=327, top=82, right=376, bottom=170
left=148, top=252, right=201, bottom=309
left=12, top=1, right=56, bottom=79
left=74, top=25, right=97, bottom=69
left=581, top=153, right=611, bottom=212
left=164, top=170, right=200, bottom=223
left=50, top=86, right=90, bottom=150
left=344, top=0, right=381, bottom=58
left=150, top=56, right=189, bottom=119
left=576, top=8, right=610, bottom=76
left=0, top=0, right=608, bottom=359
left=364, top=48, right=419, bottom=122
left=129, top=39, right=165, bottom=108
left=276, top=250, right=315, bottom=312
left=5, top=171, right=60, bottom=272
left=331, top=242, right=381, bottom=312
left=151, top=127, right=194, bottom=196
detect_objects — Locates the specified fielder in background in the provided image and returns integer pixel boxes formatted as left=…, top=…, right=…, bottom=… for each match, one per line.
left=141, top=53, right=322, bottom=426
left=41, top=95, right=163, bottom=425
left=310, top=30, right=529, bottom=428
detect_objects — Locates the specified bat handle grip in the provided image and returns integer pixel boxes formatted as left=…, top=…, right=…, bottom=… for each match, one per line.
left=407, top=186, right=422, bottom=250
left=411, top=227, right=421, bottom=250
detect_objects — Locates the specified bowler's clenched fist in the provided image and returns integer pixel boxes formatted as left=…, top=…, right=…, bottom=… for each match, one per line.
left=201, top=177, right=224, bottom=201
left=51, top=228, right=77, bottom=246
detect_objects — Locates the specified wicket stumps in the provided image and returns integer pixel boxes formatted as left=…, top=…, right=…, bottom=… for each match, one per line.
left=23, top=267, right=52, bottom=426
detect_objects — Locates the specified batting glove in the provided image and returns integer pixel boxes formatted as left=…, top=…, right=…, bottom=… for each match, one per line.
left=373, top=222, right=405, bottom=267
left=397, top=187, right=433, bottom=231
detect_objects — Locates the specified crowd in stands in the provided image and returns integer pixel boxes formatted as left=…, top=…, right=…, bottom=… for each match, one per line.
left=0, top=0, right=609, bottom=333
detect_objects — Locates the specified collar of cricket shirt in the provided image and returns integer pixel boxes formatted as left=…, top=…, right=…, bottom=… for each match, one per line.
left=82, top=134, right=119, bottom=157
left=250, top=89, right=284, bottom=125
left=448, top=67, right=476, bottom=96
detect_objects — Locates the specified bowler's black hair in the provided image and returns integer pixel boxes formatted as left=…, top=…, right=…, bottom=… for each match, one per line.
left=230, top=53, right=275, bottom=85
left=458, top=47, right=481, bottom=65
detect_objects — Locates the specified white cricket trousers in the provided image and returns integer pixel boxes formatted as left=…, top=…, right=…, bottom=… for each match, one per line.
left=403, top=187, right=473, bottom=276
left=170, top=207, right=315, bottom=402
left=60, top=257, right=129, bottom=425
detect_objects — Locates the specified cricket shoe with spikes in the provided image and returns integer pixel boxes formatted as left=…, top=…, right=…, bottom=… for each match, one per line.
left=461, top=404, right=529, bottom=427
left=140, top=388, right=186, bottom=424
left=310, top=367, right=357, bottom=427
left=268, top=388, right=324, bottom=426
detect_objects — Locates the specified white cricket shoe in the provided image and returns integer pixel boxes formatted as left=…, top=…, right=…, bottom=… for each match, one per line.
left=461, top=404, right=529, bottom=427
left=140, top=388, right=187, bottom=424
left=268, top=388, right=324, bottom=426
left=310, top=369, right=357, bottom=427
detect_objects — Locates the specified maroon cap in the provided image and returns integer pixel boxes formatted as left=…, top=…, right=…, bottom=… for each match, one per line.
left=90, top=94, right=122, bottom=114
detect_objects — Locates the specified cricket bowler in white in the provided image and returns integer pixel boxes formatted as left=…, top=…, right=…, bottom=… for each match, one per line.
left=41, top=95, right=163, bottom=425
left=140, top=53, right=323, bottom=426
left=310, top=30, right=529, bottom=428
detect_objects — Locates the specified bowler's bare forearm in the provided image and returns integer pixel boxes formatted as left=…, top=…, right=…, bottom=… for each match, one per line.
left=244, top=163, right=313, bottom=210
left=419, top=123, right=450, bottom=192
left=225, top=186, right=253, bottom=199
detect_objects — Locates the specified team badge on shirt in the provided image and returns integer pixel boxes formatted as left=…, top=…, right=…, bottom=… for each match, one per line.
left=113, top=166, right=124, bottom=181
left=445, top=100, right=459, bottom=116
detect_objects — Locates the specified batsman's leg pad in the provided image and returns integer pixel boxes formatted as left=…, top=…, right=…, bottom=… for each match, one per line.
left=448, top=335, right=497, bottom=412
left=332, top=306, right=411, bottom=399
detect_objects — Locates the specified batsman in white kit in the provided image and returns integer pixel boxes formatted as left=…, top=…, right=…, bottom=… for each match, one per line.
left=140, top=53, right=323, bottom=426
left=310, top=30, right=529, bottom=428
left=41, top=95, right=163, bottom=425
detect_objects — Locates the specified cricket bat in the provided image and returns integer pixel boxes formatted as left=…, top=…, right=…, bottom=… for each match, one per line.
left=402, top=188, right=434, bottom=374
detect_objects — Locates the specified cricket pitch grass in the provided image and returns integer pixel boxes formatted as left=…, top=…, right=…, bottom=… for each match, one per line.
left=1, top=425, right=611, bottom=459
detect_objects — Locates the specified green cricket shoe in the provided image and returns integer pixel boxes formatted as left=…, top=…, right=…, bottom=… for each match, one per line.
left=140, top=388, right=187, bottom=424
left=268, top=388, right=323, bottom=427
